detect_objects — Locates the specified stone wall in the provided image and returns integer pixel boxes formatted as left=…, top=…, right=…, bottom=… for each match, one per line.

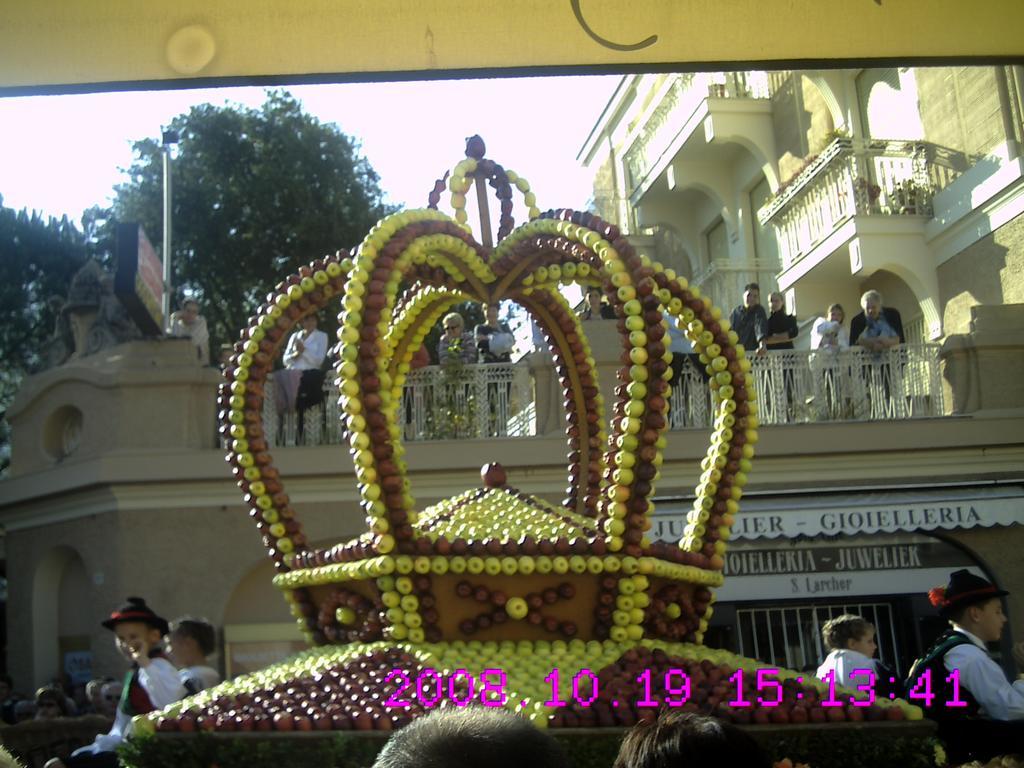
left=916, top=67, right=1009, bottom=158
left=938, top=214, right=1024, bottom=336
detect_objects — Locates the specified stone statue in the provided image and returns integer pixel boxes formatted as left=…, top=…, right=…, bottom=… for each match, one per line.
left=38, top=261, right=142, bottom=370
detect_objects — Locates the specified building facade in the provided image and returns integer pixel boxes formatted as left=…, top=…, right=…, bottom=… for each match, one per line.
left=1, top=65, right=1023, bottom=695
left=579, top=65, right=1024, bottom=676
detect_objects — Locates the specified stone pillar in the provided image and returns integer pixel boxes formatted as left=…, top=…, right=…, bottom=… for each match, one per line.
left=940, top=303, right=1024, bottom=414
left=528, top=319, right=624, bottom=436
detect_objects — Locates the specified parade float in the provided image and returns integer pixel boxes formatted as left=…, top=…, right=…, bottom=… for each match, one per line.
left=126, top=139, right=940, bottom=768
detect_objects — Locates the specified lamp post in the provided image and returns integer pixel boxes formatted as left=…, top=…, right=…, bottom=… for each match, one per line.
left=161, top=129, right=179, bottom=329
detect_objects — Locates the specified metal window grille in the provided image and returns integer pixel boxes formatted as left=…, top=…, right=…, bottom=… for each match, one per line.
left=736, top=601, right=899, bottom=674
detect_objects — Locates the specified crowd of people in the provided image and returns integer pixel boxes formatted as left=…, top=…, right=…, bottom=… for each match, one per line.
left=0, top=577, right=1018, bottom=766
left=0, top=599, right=219, bottom=768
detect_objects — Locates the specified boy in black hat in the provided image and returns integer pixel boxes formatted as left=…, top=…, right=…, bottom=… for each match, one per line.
left=905, top=570, right=1023, bottom=761
left=46, top=598, right=185, bottom=768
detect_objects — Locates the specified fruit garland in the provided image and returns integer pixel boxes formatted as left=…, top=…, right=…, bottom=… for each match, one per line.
left=427, top=135, right=540, bottom=241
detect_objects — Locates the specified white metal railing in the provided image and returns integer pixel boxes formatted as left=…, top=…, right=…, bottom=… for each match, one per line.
left=759, top=138, right=971, bottom=271
left=668, top=345, right=945, bottom=428
left=624, top=71, right=770, bottom=197
left=257, top=363, right=536, bottom=446
left=690, top=259, right=779, bottom=311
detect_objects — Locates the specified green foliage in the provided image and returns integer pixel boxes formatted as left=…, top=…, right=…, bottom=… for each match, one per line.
left=108, top=90, right=394, bottom=358
left=118, top=726, right=941, bottom=768
left=0, top=199, right=94, bottom=475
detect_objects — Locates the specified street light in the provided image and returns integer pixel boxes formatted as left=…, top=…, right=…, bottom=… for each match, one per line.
left=161, top=129, right=179, bottom=329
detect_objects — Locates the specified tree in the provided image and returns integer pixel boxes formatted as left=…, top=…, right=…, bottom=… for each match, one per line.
left=109, top=91, right=394, bottom=357
left=0, top=198, right=92, bottom=474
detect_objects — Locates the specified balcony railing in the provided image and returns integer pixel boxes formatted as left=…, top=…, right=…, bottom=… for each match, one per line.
left=624, top=71, right=770, bottom=197
left=759, top=138, right=971, bottom=271
left=258, top=363, right=535, bottom=447
left=246, top=346, right=945, bottom=448
left=668, top=345, right=945, bottom=427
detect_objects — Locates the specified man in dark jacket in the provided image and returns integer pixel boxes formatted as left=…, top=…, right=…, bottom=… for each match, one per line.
left=729, top=283, right=769, bottom=353
left=849, top=289, right=905, bottom=348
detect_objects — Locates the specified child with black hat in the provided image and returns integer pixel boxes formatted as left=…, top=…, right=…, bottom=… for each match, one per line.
left=45, top=598, right=185, bottom=768
left=905, top=570, right=1023, bottom=761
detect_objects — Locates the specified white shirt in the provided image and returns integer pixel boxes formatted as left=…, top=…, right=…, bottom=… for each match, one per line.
left=811, top=317, right=850, bottom=351
left=77, top=657, right=185, bottom=754
left=180, top=664, right=221, bottom=695
left=816, top=648, right=881, bottom=689
left=944, top=625, right=1024, bottom=720
left=169, top=312, right=210, bottom=363
left=283, top=328, right=328, bottom=370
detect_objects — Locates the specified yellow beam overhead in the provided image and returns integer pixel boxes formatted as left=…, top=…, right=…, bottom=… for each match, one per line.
left=2, top=0, right=1023, bottom=93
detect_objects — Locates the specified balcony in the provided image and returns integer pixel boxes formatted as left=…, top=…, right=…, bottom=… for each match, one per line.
left=258, top=363, right=535, bottom=446
left=759, top=138, right=968, bottom=287
left=668, top=345, right=945, bottom=428
left=622, top=71, right=771, bottom=201
left=252, top=345, right=946, bottom=448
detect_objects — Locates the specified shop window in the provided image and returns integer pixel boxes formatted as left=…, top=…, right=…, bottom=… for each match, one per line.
left=737, top=601, right=899, bottom=674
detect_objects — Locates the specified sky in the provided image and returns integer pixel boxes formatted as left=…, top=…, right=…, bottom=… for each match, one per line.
left=0, top=75, right=621, bottom=225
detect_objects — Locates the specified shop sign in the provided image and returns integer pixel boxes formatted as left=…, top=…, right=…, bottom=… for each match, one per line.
left=651, top=494, right=1023, bottom=542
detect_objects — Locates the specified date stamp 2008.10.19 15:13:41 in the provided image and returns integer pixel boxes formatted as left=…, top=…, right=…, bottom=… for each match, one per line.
left=382, top=665, right=965, bottom=712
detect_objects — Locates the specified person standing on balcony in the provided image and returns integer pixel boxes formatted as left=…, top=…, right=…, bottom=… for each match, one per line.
left=729, top=283, right=769, bottom=354
left=809, top=303, right=851, bottom=420
left=849, top=290, right=904, bottom=350
left=438, top=313, right=477, bottom=365
left=763, top=291, right=800, bottom=418
left=475, top=303, right=515, bottom=436
left=281, top=313, right=328, bottom=442
left=764, top=292, right=798, bottom=350
left=811, top=303, right=850, bottom=351
left=848, top=290, right=905, bottom=417
left=168, top=298, right=210, bottom=364
left=580, top=287, right=616, bottom=320
left=474, top=303, right=514, bottom=364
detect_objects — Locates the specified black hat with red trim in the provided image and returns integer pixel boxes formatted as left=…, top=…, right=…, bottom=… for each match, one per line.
left=101, top=597, right=169, bottom=635
left=929, top=570, right=1008, bottom=618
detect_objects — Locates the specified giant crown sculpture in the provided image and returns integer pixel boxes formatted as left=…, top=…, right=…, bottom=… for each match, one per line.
left=146, top=139, right=917, bottom=733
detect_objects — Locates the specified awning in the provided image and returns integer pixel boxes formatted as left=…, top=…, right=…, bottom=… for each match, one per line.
left=652, top=483, right=1024, bottom=542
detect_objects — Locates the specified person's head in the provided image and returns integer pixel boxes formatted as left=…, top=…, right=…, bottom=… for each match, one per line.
left=827, top=303, right=845, bottom=324
left=931, top=569, right=1010, bottom=643
left=742, top=283, right=761, bottom=309
left=301, top=313, right=319, bottom=332
left=33, top=686, right=67, bottom=719
left=101, top=597, right=170, bottom=662
left=860, top=289, right=883, bottom=320
left=85, top=678, right=111, bottom=711
left=768, top=291, right=785, bottom=313
left=484, top=304, right=499, bottom=325
left=372, top=706, right=568, bottom=768
left=586, top=287, right=603, bottom=311
left=180, top=299, right=200, bottom=324
left=166, top=617, right=216, bottom=668
left=821, top=614, right=877, bottom=657
left=443, top=312, right=465, bottom=339
left=98, top=681, right=122, bottom=718
left=613, top=710, right=771, bottom=768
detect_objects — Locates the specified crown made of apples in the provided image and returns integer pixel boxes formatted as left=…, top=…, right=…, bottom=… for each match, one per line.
left=219, top=137, right=758, bottom=651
